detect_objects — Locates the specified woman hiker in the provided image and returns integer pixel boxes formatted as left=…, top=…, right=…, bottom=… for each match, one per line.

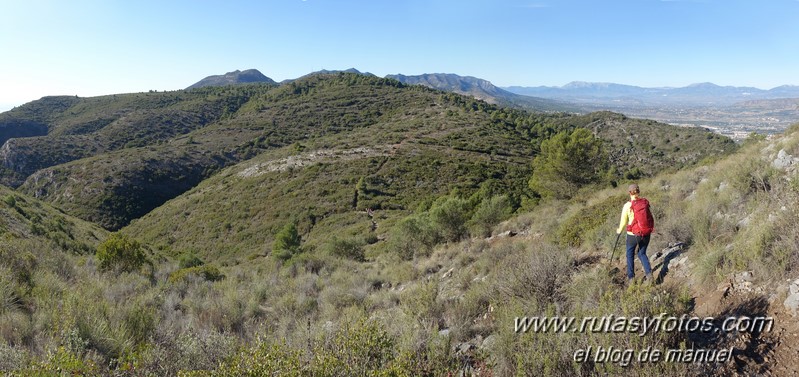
left=616, top=183, right=655, bottom=283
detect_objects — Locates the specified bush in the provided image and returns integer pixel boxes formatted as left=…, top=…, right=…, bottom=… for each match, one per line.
left=556, top=194, right=625, bottom=247
left=168, top=265, right=225, bottom=284
left=272, top=222, right=301, bottom=262
left=400, top=280, right=442, bottom=328
left=178, top=252, right=204, bottom=269
left=389, top=214, right=439, bottom=260
left=429, top=196, right=472, bottom=242
left=470, top=194, right=513, bottom=238
left=0, top=343, right=27, bottom=371
left=122, top=304, right=156, bottom=345
left=27, top=346, right=100, bottom=376
left=492, top=267, right=691, bottom=376
left=326, top=237, right=366, bottom=262
left=3, top=195, right=16, bottom=208
left=96, top=233, right=148, bottom=273
left=209, top=317, right=400, bottom=376
left=494, top=242, right=573, bottom=308
left=208, top=343, right=304, bottom=377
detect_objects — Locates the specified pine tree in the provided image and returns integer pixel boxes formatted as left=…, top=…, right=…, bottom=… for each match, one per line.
left=272, top=222, right=301, bottom=261
left=529, top=128, right=609, bottom=199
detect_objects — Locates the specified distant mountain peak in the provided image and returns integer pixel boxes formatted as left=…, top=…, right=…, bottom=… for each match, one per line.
left=187, top=69, right=276, bottom=89
left=315, top=68, right=371, bottom=75
left=563, top=81, right=600, bottom=88
left=385, top=72, right=570, bottom=111
left=686, top=82, right=721, bottom=88
left=280, top=68, right=376, bottom=84
left=386, top=73, right=505, bottom=101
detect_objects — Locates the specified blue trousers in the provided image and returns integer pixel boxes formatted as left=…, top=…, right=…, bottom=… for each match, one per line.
left=626, top=234, right=652, bottom=279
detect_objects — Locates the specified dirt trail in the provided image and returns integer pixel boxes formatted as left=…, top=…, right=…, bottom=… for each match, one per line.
left=603, top=241, right=799, bottom=376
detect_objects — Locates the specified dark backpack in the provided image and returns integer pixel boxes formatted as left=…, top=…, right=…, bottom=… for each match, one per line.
left=627, top=198, right=654, bottom=236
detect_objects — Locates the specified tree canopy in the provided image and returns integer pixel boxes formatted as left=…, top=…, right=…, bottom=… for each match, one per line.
left=529, top=128, right=609, bottom=199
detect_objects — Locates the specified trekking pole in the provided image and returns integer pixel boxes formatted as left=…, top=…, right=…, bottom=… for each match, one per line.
left=608, top=232, right=622, bottom=262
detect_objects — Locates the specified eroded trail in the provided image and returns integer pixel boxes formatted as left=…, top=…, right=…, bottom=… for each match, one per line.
left=599, top=241, right=798, bottom=376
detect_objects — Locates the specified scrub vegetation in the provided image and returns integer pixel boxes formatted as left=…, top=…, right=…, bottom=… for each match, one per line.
left=0, top=72, right=771, bottom=375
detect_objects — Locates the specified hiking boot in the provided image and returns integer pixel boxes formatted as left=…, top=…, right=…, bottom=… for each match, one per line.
left=645, top=273, right=654, bottom=284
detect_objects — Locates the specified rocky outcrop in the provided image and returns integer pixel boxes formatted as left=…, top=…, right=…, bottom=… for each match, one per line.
left=772, top=149, right=798, bottom=172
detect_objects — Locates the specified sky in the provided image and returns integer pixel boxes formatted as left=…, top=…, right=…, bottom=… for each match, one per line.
left=1, top=0, right=798, bottom=112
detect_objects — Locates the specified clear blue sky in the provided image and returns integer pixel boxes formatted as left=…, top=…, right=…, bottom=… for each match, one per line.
left=2, top=0, right=798, bottom=112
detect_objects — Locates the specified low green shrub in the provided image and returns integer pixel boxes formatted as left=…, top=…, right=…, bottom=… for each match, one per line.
left=389, top=213, right=439, bottom=260
left=96, top=233, right=148, bottom=273
left=556, top=194, right=625, bottom=248
left=470, top=194, right=513, bottom=238
left=326, top=237, right=366, bottom=262
left=430, top=196, right=472, bottom=243
left=178, top=252, right=204, bottom=269
left=168, top=265, right=225, bottom=284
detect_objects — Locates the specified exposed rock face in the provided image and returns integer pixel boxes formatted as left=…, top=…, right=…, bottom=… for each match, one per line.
left=0, top=138, right=15, bottom=169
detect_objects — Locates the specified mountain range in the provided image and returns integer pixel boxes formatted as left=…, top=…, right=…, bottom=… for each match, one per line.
left=504, top=81, right=799, bottom=106
left=187, top=69, right=573, bottom=112
left=185, top=70, right=799, bottom=135
left=186, top=68, right=799, bottom=110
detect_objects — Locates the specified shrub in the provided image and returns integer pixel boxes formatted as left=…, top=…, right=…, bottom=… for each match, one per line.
left=400, top=280, right=442, bottom=329
left=429, top=196, right=472, bottom=242
left=27, top=346, right=100, bottom=376
left=207, top=343, right=304, bottom=377
left=272, top=222, right=301, bottom=262
left=493, top=242, right=573, bottom=309
left=389, top=214, right=439, bottom=260
left=0, top=310, right=33, bottom=347
left=470, top=194, right=513, bottom=238
left=122, top=305, right=155, bottom=345
left=0, top=343, right=27, bottom=371
left=556, top=194, right=625, bottom=247
left=178, top=252, right=204, bottom=269
left=96, top=233, right=148, bottom=273
left=209, top=317, right=399, bottom=376
left=3, top=195, right=16, bottom=208
left=168, top=265, right=225, bottom=284
left=326, top=237, right=366, bottom=262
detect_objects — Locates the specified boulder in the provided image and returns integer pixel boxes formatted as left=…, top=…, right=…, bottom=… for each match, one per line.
left=773, top=149, right=798, bottom=170
left=784, top=293, right=799, bottom=316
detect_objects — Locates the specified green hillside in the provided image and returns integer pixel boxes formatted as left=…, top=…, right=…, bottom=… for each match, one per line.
left=123, top=114, right=735, bottom=265
left=0, top=86, right=273, bottom=187
left=5, top=70, right=797, bottom=376
left=0, top=124, right=787, bottom=375
left=5, top=74, right=735, bottom=232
